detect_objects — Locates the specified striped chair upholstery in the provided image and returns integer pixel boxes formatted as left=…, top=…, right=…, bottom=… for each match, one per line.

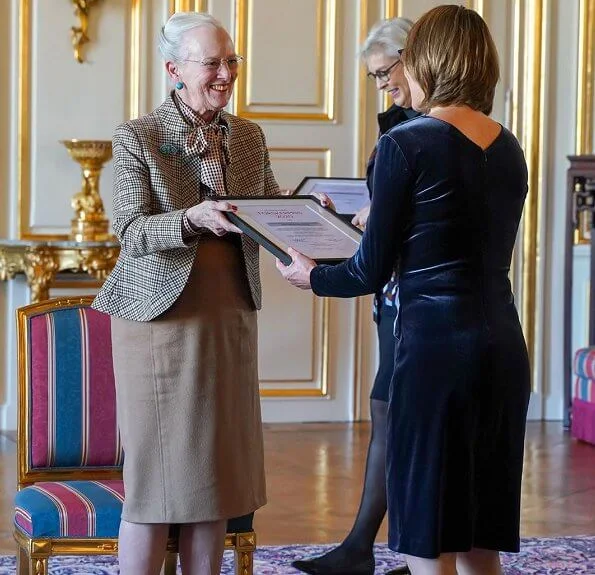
left=573, top=347, right=595, bottom=380
left=572, top=347, right=595, bottom=446
left=574, top=376, right=595, bottom=403
left=15, top=480, right=124, bottom=538
left=13, top=297, right=256, bottom=575
left=28, top=306, right=123, bottom=470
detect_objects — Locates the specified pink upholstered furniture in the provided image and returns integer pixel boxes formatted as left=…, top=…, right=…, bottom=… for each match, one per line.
left=572, top=347, right=595, bottom=445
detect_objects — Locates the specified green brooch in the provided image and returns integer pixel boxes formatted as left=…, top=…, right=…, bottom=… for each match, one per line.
left=159, top=143, right=179, bottom=155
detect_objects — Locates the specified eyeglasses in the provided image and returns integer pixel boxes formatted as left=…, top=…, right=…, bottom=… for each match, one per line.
left=182, top=56, right=245, bottom=71
left=366, top=57, right=401, bottom=82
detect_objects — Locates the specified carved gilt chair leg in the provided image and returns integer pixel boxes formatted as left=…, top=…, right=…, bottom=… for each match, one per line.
left=30, top=556, right=48, bottom=575
left=16, top=545, right=29, bottom=575
left=162, top=551, right=178, bottom=575
left=234, top=548, right=253, bottom=575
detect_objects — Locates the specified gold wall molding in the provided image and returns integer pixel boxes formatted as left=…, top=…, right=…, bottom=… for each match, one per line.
left=576, top=0, right=595, bottom=154
left=353, top=0, right=374, bottom=419
left=358, top=0, right=371, bottom=177
left=17, top=0, right=32, bottom=238
left=260, top=298, right=330, bottom=398
left=17, top=0, right=142, bottom=240
left=518, top=0, right=547, bottom=391
left=383, top=0, right=402, bottom=19
left=128, top=0, right=142, bottom=120
left=511, top=0, right=522, bottom=138
left=382, top=1, right=402, bottom=111
left=168, top=0, right=207, bottom=13
left=233, top=0, right=337, bottom=121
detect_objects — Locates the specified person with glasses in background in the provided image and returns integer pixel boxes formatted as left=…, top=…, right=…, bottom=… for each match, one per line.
left=291, top=17, right=418, bottom=575
left=279, top=5, right=531, bottom=575
left=92, top=12, right=279, bottom=575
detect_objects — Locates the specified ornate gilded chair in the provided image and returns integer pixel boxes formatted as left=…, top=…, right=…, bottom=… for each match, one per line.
left=13, top=296, right=256, bottom=575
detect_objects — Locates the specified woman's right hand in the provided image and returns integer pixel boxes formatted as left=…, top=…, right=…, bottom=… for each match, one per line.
left=351, top=204, right=370, bottom=230
left=186, top=200, right=243, bottom=236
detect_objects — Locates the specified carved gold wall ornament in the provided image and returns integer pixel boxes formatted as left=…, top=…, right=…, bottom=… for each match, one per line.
left=61, top=140, right=112, bottom=242
left=69, top=0, right=102, bottom=63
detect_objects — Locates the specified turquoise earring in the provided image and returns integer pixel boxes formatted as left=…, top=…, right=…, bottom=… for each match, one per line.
left=175, top=81, right=184, bottom=90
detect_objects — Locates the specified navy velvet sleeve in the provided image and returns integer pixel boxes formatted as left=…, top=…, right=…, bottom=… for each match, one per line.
left=310, top=133, right=413, bottom=297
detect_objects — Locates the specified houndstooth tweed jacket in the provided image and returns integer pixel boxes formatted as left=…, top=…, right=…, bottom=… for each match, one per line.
left=92, top=94, right=279, bottom=321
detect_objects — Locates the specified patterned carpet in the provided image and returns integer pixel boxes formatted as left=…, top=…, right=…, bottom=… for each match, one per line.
left=1, top=537, right=593, bottom=574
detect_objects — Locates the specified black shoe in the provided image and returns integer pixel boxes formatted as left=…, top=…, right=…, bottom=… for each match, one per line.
left=385, top=567, right=410, bottom=575
left=291, top=555, right=375, bottom=575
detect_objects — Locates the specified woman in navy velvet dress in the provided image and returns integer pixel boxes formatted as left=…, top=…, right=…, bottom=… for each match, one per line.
left=292, top=17, right=416, bottom=575
left=277, top=6, right=530, bottom=575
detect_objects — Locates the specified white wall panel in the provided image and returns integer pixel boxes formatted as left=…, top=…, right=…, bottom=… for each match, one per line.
left=248, top=0, right=321, bottom=105
left=27, top=1, right=127, bottom=235
left=542, top=0, right=582, bottom=420
left=234, top=0, right=336, bottom=119
left=258, top=257, right=317, bottom=382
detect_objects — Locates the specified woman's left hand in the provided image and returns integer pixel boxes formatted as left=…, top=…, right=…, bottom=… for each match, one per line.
left=311, top=192, right=335, bottom=211
left=276, top=247, right=316, bottom=290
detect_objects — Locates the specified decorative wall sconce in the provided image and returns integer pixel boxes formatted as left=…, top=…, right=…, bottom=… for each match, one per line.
left=69, top=0, right=102, bottom=63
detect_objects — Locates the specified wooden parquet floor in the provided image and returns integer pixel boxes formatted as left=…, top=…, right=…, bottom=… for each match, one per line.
left=0, top=421, right=593, bottom=554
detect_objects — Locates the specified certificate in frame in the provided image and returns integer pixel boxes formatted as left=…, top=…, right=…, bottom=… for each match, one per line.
left=223, top=196, right=363, bottom=265
left=294, top=177, right=370, bottom=215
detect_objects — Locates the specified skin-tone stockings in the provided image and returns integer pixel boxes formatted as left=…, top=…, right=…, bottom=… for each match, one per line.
left=179, top=519, right=227, bottom=575
left=405, top=549, right=502, bottom=575
left=118, top=519, right=226, bottom=575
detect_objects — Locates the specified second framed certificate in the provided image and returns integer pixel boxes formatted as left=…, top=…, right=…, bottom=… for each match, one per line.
left=223, top=196, right=363, bottom=265
left=295, top=177, right=370, bottom=215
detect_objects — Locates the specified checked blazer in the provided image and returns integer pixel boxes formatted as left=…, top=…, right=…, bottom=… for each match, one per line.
left=92, top=94, right=279, bottom=321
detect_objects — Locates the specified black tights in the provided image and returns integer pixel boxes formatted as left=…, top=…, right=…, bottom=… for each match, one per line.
left=342, top=397, right=389, bottom=553
left=292, top=398, right=388, bottom=574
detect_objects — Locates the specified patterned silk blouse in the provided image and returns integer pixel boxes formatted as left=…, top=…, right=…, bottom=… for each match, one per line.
left=173, top=92, right=231, bottom=237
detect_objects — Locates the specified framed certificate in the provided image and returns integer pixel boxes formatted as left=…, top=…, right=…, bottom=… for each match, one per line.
left=223, top=196, right=363, bottom=265
left=295, top=177, right=370, bottom=215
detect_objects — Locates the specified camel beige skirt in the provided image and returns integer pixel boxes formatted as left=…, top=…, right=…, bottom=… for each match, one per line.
left=111, top=236, right=266, bottom=523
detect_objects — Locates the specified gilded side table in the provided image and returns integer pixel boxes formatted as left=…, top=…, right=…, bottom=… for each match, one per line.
left=0, top=239, right=119, bottom=303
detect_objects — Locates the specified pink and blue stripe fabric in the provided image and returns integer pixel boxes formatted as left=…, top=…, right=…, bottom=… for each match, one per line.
left=572, top=348, right=595, bottom=445
left=29, top=307, right=123, bottom=469
left=574, top=376, right=595, bottom=403
left=14, top=480, right=124, bottom=538
left=573, top=347, right=595, bottom=380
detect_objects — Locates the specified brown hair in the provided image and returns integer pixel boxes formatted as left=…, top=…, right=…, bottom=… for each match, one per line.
left=402, top=5, right=499, bottom=114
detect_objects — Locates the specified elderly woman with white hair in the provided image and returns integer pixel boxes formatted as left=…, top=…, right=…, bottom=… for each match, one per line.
left=92, top=12, right=278, bottom=575
left=291, top=17, right=418, bottom=575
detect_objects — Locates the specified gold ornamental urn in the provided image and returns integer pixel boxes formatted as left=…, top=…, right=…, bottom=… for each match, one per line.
left=61, top=139, right=112, bottom=242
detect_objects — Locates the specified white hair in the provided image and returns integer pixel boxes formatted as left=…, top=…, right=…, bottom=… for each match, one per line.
left=159, top=12, right=226, bottom=62
left=359, top=17, right=413, bottom=61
